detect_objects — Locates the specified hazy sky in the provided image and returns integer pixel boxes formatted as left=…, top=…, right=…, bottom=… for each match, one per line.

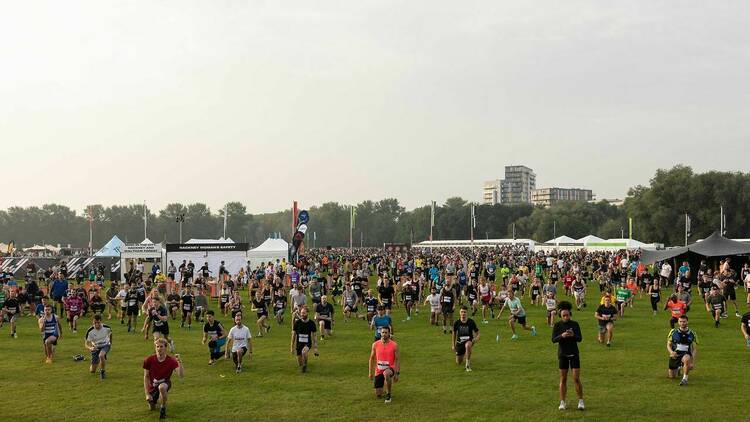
left=2, top=1, right=748, bottom=214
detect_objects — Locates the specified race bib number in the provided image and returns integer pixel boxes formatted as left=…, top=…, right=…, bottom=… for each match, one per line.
left=298, top=334, right=309, bottom=343
left=152, top=378, right=166, bottom=387
left=676, top=344, right=689, bottom=352
left=459, top=335, right=470, bottom=342
left=443, top=297, right=451, bottom=303
left=377, top=360, right=390, bottom=370
left=183, top=304, right=191, bottom=310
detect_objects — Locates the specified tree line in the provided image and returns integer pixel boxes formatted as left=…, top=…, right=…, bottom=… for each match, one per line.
left=1, top=165, right=748, bottom=249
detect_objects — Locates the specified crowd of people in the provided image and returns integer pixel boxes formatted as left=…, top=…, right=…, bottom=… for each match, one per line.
left=2, top=246, right=750, bottom=418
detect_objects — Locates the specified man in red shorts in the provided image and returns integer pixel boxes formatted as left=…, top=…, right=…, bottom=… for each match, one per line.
left=143, top=337, right=184, bottom=419
left=368, top=326, right=400, bottom=403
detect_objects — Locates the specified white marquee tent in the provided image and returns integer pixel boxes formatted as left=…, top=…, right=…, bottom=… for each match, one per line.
left=247, top=238, right=289, bottom=269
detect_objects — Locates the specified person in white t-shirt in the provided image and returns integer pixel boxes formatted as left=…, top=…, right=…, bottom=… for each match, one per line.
left=85, top=314, right=112, bottom=379
left=225, top=313, right=252, bottom=374
left=116, top=286, right=128, bottom=324
left=660, top=262, right=672, bottom=284
left=744, top=272, right=750, bottom=306
left=423, top=287, right=441, bottom=326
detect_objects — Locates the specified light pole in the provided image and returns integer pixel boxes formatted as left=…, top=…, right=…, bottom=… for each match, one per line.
left=176, top=213, right=185, bottom=243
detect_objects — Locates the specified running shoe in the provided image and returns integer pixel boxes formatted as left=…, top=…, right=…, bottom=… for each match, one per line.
left=531, top=326, right=537, bottom=336
left=511, top=334, right=519, bottom=340
left=558, top=401, right=566, bottom=410
left=100, top=370, right=106, bottom=380
left=679, top=378, right=688, bottom=386
left=465, top=366, right=472, bottom=372
left=384, top=393, right=392, bottom=403
left=577, top=399, right=585, bottom=410
left=159, top=407, right=166, bottom=419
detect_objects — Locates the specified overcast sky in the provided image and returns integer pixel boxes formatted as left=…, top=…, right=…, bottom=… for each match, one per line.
left=2, top=1, right=748, bottom=214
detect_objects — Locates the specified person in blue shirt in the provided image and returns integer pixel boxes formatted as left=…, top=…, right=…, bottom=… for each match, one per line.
left=370, top=305, right=393, bottom=340
left=50, top=277, right=69, bottom=315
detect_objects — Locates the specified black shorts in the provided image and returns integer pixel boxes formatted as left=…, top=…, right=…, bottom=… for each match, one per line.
left=373, top=369, right=393, bottom=389
left=669, top=352, right=690, bottom=370
left=127, top=306, right=139, bottom=316
left=153, top=323, right=170, bottom=336
left=148, top=380, right=172, bottom=404
left=344, top=305, right=358, bottom=312
left=724, top=289, right=736, bottom=301
left=296, top=342, right=310, bottom=356
left=441, top=306, right=454, bottom=315
left=513, top=315, right=527, bottom=326
left=487, top=274, right=496, bottom=282
left=382, top=301, right=392, bottom=310
left=319, top=319, right=332, bottom=330
left=256, top=311, right=268, bottom=319
left=558, top=354, right=580, bottom=370
left=455, top=340, right=472, bottom=356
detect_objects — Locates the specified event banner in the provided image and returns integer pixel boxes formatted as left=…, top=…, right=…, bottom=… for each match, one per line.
left=166, top=243, right=249, bottom=252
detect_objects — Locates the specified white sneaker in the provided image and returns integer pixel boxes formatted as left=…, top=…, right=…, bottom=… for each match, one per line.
left=559, top=401, right=566, bottom=410
left=578, top=399, right=585, bottom=410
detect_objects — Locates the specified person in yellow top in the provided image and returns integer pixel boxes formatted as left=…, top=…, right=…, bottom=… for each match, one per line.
left=599, top=290, right=615, bottom=306
left=154, top=271, right=168, bottom=295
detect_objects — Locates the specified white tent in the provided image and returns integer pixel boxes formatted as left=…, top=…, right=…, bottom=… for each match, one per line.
left=185, top=237, right=234, bottom=244
left=23, top=244, right=49, bottom=252
left=545, top=236, right=579, bottom=244
left=577, top=235, right=605, bottom=245
left=95, top=235, right=125, bottom=257
left=247, top=238, right=289, bottom=269
left=120, top=242, right=165, bottom=283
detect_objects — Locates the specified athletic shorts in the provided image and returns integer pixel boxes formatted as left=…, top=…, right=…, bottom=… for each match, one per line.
left=91, top=345, right=110, bottom=364
left=67, top=311, right=81, bottom=321
left=153, top=323, right=170, bottom=336
left=574, top=291, right=585, bottom=299
left=558, top=354, right=580, bottom=370
left=296, top=342, right=311, bottom=356
left=669, top=352, right=691, bottom=370
left=319, top=319, right=332, bottom=330
left=724, top=289, right=736, bottom=301
left=148, top=380, right=172, bottom=404
left=513, top=315, right=527, bottom=326
left=345, top=305, right=358, bottom=313
left=455, top=340, right=472, bottom=356
left=597, top=322, right=613, bottom=333
left=256, top=311, right=268, bottom=319
left=373, top=367, right=393, bottom=389
left=382, top=301, right=392, bottom=310
left=127, top=306, right=139, bottom=316
left=441, top=306, right=454, bottom=315
left=43, top=333, right=59, bottom=345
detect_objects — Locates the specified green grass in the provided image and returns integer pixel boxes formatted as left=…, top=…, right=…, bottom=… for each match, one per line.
left=3, top=282, right=750, bottom=421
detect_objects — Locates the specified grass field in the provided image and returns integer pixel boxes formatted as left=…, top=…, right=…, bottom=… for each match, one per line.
left=3, top=280, right=749, bottom=421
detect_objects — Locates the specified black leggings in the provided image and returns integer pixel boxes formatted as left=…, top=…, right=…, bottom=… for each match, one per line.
left=650, top=295, right=660, bottom=311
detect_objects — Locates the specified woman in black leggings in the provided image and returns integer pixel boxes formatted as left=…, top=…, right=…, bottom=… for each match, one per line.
left=647, top=279, right=661, bottom=315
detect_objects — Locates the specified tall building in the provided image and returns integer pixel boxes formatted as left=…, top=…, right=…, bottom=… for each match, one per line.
left=483, top=179, right=501, bottom=205
left=500, top=165, right=536, bottom=205
left=531, top=187, right=594, bottom=207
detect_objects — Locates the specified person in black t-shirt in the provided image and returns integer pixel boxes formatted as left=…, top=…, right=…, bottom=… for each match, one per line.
left=202, top=310, right=226, bottom=364
left=291, top=306, right=318, bottom=372
left=180, top=288, right=194, bottom=329
left=251, top=290, right=270, bottom=337
left=315, top=296, right=334, bottom=339
left=452, top=306, right=479, bottom=372
left=595, top=295, right=618, bottom=347
left=740, top=310, right=750, bottom=347
left=2, top=290, right=21, bottom=337
left=439, top=282, right=456, bottom=335
left=552, top=301, right=584, bottom=411
left=273, top=290, right=287, bottom=325
left=378, top=280, right=395, bottom=315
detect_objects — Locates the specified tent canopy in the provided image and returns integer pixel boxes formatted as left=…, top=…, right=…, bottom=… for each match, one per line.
left=546, top=235, right=578, bottom=244
left=185, top=237, right=234, bottom=244
left=577, top=235, right=605, bottom=244
left=640, top=232, right=750, bottom=264
left=95, top=235, right=125, bottom=257
left=247, top=238, right=289, bottom=268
